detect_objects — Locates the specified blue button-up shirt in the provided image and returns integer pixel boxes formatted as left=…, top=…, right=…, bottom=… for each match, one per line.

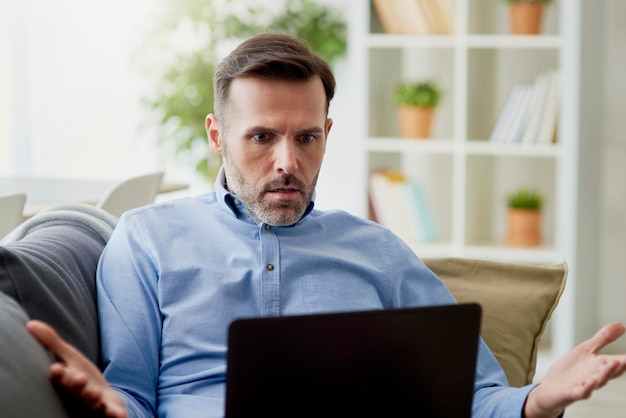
left=97, top=168, right=534, bottom=417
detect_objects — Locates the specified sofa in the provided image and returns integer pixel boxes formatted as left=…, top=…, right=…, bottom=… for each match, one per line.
left=0, top=204, right=567, bottom=417
left=0, top=204, right=116, bottom=417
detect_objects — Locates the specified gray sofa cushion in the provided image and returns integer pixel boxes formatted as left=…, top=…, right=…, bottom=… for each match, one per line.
left=0, top=292, right=67, bottom=418
left=0, top=204, right=117, bottom=365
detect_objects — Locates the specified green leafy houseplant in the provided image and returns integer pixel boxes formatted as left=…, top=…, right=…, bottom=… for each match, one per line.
left=137, top=0, right=347, bottom=182
left=394, top=81, right=442, bottom=108
left=506, top=188, right=544, bottom=210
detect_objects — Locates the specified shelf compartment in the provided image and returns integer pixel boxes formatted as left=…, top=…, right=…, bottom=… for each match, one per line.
left=467, top=48, right=559, bottom=142
left=367, top=152, right=454, bottom=249
left=465, top=155, right=556, bottom=250
left=368, top=48, right=455, bottom=139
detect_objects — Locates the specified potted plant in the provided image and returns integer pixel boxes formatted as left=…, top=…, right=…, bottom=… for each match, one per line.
left=505, top=188, right=544, bottom=247
left=502, top=0, right=555, bottom=35
left=393, top=80, right=442, bottom=139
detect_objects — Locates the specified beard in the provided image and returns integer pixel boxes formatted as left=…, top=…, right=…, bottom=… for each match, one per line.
left=223, top=159, right=317, bottom=226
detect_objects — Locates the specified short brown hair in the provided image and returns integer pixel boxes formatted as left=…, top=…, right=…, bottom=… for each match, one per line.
left=213, top=32, right=336, bottom=122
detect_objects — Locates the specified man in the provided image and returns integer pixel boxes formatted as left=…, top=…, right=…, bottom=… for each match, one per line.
left=28, top=32, right=626, bottom=418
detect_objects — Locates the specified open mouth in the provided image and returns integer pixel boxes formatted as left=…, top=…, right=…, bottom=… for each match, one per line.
left=264, top=175, right=305, bottom=200
left=267, top=188, right=301, bottom=199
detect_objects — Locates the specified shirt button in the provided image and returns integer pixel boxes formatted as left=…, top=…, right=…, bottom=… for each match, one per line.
left=234, top=199, right=241, bottom=205
left=266, top=263, right=274, bottom=271
left=264, top=224, right=270, bottom=231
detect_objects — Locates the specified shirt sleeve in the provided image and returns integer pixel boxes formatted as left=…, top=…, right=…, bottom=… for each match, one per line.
left=382, top=230, right=532, bottom=417
left=96, top=212, right=162, bottom=418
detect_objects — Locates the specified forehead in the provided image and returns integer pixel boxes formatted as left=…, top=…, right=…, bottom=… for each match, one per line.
left=227, top=76, right=327, bottom=119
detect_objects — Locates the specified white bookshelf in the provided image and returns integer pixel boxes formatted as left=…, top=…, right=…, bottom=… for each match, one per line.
left=351, top=0, right=582, bottom=369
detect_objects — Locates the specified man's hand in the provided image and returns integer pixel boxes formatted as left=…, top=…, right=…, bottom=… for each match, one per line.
left=524, top=322, right=626, bottom=418
left=26, top=320, right=128, bottom=418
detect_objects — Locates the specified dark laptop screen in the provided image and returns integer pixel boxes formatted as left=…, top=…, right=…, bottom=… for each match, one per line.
left=225, top=303, right=481, bottom=418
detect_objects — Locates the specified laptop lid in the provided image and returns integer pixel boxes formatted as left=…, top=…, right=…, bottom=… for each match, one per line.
left=225, top=303, right=481, bottom=418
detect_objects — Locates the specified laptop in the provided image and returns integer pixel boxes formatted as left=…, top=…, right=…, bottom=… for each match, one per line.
left=225, top=303, right=481, bottom=418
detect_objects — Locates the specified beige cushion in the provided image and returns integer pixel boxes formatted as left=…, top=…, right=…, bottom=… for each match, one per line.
left=423, top=257, right=567, bottom=387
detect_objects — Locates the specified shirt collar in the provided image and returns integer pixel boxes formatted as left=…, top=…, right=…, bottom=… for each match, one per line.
left=213, top=165, right=316, bottom=227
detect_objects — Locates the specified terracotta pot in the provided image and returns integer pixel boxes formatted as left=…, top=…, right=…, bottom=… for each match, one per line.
left=396, top=106, right=434, bottom=139
left=509, top=2, right=545, bottom=35
left=506, top=208, right=542, bottom=247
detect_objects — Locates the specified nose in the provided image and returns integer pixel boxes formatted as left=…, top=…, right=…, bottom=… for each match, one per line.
left=274, top=139, right=299, bottom=175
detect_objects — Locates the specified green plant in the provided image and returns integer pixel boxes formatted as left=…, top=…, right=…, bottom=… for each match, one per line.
left=393, top=81, right=442, bottom=108
left=501, top=0, right=554, bottom=4
left=506, top=188, right=544, bottom=210
left=137, top=0, right=347, bottom=182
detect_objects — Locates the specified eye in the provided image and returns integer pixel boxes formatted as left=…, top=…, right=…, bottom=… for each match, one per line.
left=252, top=133, right=272, bottom=143
left=299, top=134, right=316, bottom=144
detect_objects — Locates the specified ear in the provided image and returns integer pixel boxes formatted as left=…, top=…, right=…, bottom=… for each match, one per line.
left=323, top=117, right=333, bottom=151
left=206, top=113, right=224, bottom=155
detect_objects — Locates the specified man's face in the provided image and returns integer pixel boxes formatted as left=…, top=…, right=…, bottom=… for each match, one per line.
left=206, top=76, right=332, bottom=226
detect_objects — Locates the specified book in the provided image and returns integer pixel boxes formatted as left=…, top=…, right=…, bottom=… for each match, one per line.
left=520, top=72, right=550, bottom=144
left=369, top=170, right=406, bottom=240
left=404, top=180, right=437, bottom=242
left=535, top=70, right=560, bottom=144
left=435, top=0, right=455, bottom=33
left=390, top=176, right=422, bottom=244
left=373, top=0, right=403, bottom=34
left=369, top=170, right=392, bottom=226
left=395, top=0, right=430, bottom=34
left=489, top=82, right=526, bottom=143
left=417, top=0, right=441, bottom=33
left=504, top=81, right=534, bottom=143
left=369, top=170, right=437, bottom=245
left=427, top=0, right=453, bottom=34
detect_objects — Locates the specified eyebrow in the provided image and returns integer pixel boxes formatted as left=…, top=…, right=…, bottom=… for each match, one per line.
left=245, top=126, right=325, bottom=136
left=296, top=126, right=325, bottom=136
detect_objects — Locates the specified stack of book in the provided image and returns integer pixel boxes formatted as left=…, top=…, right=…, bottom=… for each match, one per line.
left=373, top=0, right=455, bottom=35
left=369, top=169, right=437, bottom=245
left=489, top=69, right=560, bottom=145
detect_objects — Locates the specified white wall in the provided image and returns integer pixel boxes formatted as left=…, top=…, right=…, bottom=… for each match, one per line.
left=0, top=0, right=14, bottom=175
left=5, top=0, right=169, bottom=181
left=598, top=0, right=626, bottom=352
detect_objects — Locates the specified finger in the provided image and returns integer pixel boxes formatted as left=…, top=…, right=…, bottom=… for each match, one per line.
left=81, top=384, right=107, bottom=409
left=580, top=322, right=626, bottom=354
left=603, top=355, right=626, bottom=381
left=26, top=320, right=79, bottom=362
left=577, top=355, right=626, bottom=395
left=50, top=365, right=89, bottom=395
